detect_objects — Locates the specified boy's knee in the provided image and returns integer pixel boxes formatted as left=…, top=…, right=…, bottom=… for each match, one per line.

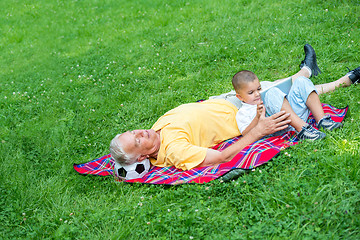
left=265, top=88, right=284, bottom=102
left=291, top=76, right=317, bottom=95
left=293, top=76, right=313, bottom=88
left=264, top=88, right=286, bottom=115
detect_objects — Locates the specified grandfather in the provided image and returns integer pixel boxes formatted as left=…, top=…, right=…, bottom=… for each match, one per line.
left=110, top=99, right=290, bottom=170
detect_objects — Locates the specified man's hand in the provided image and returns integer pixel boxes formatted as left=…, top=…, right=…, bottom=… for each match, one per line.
left=254, top=108, right=291, bottom=137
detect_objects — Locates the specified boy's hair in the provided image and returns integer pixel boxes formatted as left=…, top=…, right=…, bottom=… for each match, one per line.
left=232, top=70, right=258, bottom=93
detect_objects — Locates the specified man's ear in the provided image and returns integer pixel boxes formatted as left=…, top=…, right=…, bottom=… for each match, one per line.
left=137, top=155, right=149, bottom=162
left=236, top=93, right=244, bottom=101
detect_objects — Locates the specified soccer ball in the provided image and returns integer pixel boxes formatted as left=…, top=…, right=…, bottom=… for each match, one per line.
left=113, top=159, right=151, bottom=180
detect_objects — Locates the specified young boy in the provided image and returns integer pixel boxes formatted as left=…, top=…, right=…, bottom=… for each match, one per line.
left=232, top=70, right=342, bottom=140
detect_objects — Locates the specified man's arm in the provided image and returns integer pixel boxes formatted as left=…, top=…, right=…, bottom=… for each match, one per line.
left=197, top=110, right=291, bottom=168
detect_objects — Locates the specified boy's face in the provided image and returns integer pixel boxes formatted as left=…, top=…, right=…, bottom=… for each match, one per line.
left=236, top=78, right=262, bottom=105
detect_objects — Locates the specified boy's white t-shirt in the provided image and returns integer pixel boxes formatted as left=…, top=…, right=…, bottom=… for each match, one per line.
left=235, top=102, right=257, bottom=134
left=235, top=81, right=274, bottom=134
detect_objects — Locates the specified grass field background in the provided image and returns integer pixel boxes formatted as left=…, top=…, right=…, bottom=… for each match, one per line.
left=1, top=0, right=359, bottom=239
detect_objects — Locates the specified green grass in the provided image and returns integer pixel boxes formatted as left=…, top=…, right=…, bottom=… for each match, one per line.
left=1, top=0, right=359, bottom=239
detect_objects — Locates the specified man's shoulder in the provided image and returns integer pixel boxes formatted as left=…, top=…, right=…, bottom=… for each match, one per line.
left=200, top=99, right=239, bottom=110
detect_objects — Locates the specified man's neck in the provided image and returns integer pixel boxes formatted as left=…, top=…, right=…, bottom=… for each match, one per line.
left=150, top=130, right=161, bottom=159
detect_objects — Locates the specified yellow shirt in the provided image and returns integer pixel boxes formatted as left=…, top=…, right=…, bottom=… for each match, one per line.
left=151, top=99, right=240, bottom=170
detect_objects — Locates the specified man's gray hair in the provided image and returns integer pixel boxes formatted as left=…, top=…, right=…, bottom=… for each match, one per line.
left=110, top=134, right=137, bottom=165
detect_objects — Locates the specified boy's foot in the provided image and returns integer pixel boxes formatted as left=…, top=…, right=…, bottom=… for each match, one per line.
left=346, top=66, right=360, bottom=84
left=299, top=44, right=321, bottom=77
left=317, top=115, right=343, bottom=131
left=297, top=124, right=326, bottom=140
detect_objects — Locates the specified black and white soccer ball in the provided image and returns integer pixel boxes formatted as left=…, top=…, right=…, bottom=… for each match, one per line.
left=113, top=159, right=151, bottom=180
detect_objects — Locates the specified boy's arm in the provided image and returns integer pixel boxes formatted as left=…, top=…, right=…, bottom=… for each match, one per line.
left=242, top=102, right=264, bottom=135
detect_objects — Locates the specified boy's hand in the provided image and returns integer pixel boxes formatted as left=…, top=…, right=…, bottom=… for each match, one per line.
left=256, top=101, right=264, bottom=118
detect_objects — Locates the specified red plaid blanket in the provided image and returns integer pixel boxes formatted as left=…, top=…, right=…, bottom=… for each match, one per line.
left=73, top=104, right=348, bottom=185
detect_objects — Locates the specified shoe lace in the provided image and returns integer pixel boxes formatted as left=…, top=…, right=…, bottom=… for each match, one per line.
left=302, top=125, right=317, bottom=136
left=347, top=66, right=360, bottom=76
left=347, top=67, right=360, bottom=84
left=307, top=126, right=318, bottom=134
left=353, top=67, right=360, bottom=76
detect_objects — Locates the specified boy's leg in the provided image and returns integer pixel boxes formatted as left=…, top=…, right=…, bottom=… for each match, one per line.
left=289, top=76, right=342, bottom=130
left=299, top=44, right=321, bottom=77
left=263, top=87, right=325, bottom=140
left=263, top=88, right=303, bottom=132
left=290, top=44, right=320, bottom=81
left=291, top=68, right=310, bottom=81
left=269, top=44, right=320, bottom=84
left=287, top=77, right=318, bottom=122
left=305, top=91, right=325, bottom=123
left=280, top=98, right=307, bottom=132
left=315, top=75, right=351, bottom=94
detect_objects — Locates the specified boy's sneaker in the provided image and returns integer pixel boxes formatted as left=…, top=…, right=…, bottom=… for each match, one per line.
left=299, top=44, right=321, bottom=77
left=346, top=66, right=360, bottom=84
left=297, top=124, right=326, bottom=140
left=317, top=115, right=343, bottom=131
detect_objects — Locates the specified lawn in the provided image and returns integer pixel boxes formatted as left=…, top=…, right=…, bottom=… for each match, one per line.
left=0, top=0, right=359, bottom=239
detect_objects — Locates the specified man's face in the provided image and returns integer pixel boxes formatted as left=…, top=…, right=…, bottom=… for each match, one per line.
left=118, top=129, right=160, bottom=162
left=236, top=78, right=262, bottom=105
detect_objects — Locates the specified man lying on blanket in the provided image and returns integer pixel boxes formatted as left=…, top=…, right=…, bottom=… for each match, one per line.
left=110, top=45, right=359, bottom=171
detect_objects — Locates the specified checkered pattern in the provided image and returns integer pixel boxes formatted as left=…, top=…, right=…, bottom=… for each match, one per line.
left=73, top=104, right=348, bottom=185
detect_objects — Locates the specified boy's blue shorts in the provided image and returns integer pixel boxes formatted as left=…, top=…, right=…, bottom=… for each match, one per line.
left=264, top=76, right=317, bottom=134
